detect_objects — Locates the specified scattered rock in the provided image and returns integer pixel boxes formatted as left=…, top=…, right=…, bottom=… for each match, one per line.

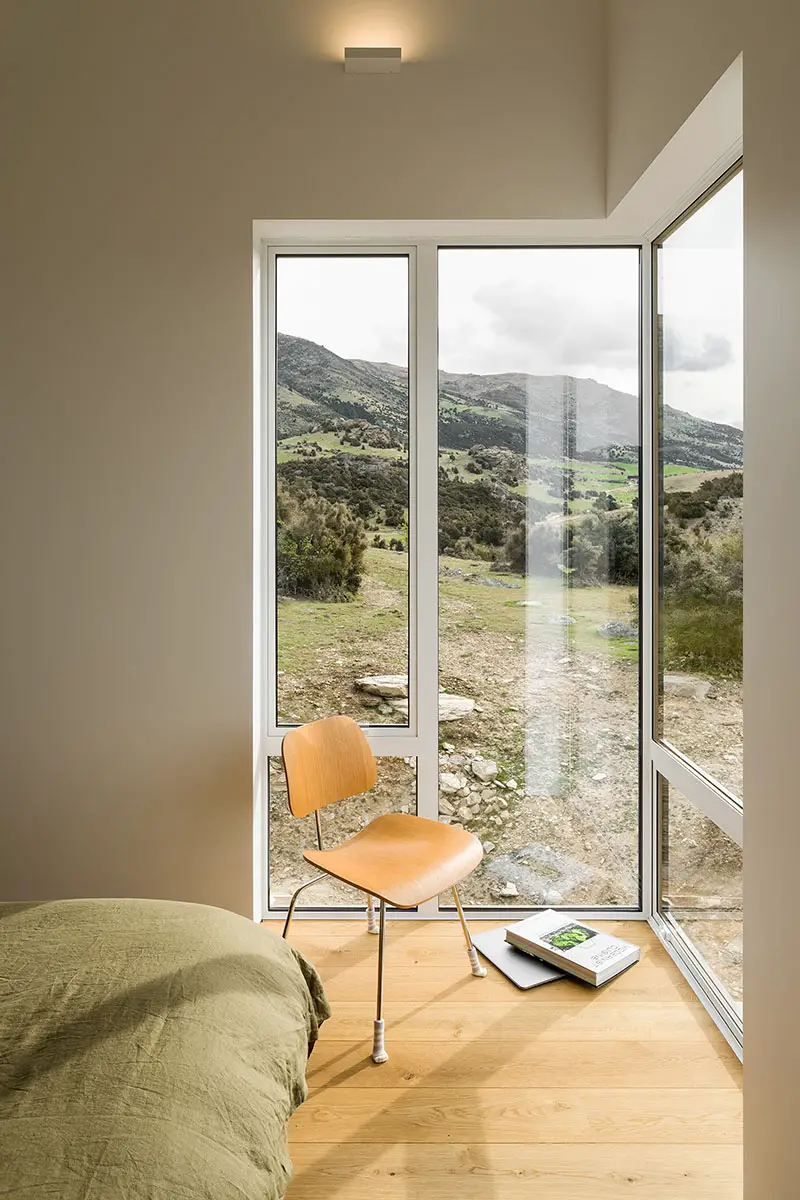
left=543, top=888, right=564, bottom=905
left=439, top=772, right=467, bottom=793
left=597, top=620, right=638, bottom=640
left=548, top=614, right=576, bottom=626
left=482, top=841, right=496, bottom=854
left=506, top=779, right=518, bottom=790
left=592, top=772, right=607, bottom=783
left=442, top=742, right=455, bottom=752
left=471, top=757, right=499, bottom=782
left=663, top=673, right=712, bottom=700
left=457, top=805, right=473, bottom=823
left=391, top=694, right=475, bottom=722
left=496, top=882, right=519, bottom=899
left=356, top=674, right=408, bottom=698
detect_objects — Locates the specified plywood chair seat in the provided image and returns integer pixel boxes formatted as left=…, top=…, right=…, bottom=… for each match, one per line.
left=303, top=812, right=483, bottom=909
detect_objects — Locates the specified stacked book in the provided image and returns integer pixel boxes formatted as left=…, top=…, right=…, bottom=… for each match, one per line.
left=473, top=910, right=640, bottom=989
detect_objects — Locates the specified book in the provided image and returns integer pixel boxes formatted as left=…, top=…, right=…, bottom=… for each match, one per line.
left=504, top=910, right=640, bottom=987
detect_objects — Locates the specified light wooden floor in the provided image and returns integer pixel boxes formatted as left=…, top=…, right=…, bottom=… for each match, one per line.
left=266, top=919, right=743, bottom=1199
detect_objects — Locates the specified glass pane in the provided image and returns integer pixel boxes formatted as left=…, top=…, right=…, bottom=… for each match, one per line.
left=656, top=172, right=743, bottom=798
left=437, top=248, right=640, bottom=907
left=660, top=777, right=743, bottom=1007
left=269, top=755, right=417, bottom=908
left=274, top=255, right=410, bottom=726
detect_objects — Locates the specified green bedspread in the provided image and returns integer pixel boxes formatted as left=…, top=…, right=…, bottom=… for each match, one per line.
left=0, top=898, right=329, bottom=1198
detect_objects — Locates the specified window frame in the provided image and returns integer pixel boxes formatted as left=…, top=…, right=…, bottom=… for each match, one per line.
left=646, top=160, right=744, bottom=1059
left=256, top=233, right=646, bottom=926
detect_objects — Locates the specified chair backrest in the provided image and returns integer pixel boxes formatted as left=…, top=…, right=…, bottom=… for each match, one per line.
left=281, top=715, right=377, bottom=818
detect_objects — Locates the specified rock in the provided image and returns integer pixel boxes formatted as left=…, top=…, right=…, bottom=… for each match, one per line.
left=663, top=673, right=712, bottom=700
left=592, top=772, right=607, bottom=782
left=442, top=742, right=455, bottom=752
left=438, top=694, right=476, bottom=722
left=497, top=882, right=519, bottom=899
left=597, top=620, right=638, bottom=640
left=482, top=841, right=496, bottom=853
left=356, top=674, right=408, bottom=698
left=548, top=614, right=576, bottom=625
left=543, top=888, right=564, bottom=905
left=457, top=805, right=473, bottom=823
left=439, top=798, right=454, bottom=814
left=506, top=779, right=518, bottom=790
left=439, top=772, right=467, bottom=793
left=391, top=693, right=475, bottom=722
left=471, top=757, right=499, bottom=782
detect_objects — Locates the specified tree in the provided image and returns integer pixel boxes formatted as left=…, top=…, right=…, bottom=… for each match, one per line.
left=276, top=485, right=366, bottom=600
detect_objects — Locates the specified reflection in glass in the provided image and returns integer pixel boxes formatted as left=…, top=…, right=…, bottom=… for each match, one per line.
left=660, top=778, right=743, bottom=1007
left=274, top=255, right=410, bottom=726
left=437, top=248, right=640, bottom=907
left=268, top=755, right=417, bottom=908
left=656, top=171, right=743, bottom=798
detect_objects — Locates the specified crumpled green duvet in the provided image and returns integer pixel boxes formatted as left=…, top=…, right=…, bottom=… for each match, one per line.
left=0, top=898, right=329, bottom=1199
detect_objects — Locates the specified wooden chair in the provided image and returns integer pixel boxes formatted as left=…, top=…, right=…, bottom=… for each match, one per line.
left=281, top=715, right=486, bottom=1063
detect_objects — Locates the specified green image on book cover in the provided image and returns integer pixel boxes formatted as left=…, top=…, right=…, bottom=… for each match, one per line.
left=542, top=923, right=599, bottom=951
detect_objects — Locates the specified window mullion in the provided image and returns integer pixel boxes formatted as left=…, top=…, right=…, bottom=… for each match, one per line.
left=415, top=244, right=440, bottom=852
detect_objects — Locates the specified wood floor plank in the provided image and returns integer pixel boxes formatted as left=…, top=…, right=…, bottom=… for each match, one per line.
left=266, top=919, right=660, bottom=942
left=319, top=962, right=695, bottom=1004
left=290, top=1086, right=742, bottom=1144
left=320, top=1000, right=720, bottom=1042
left=307, top=1039, right=743, bottom=1090
left=286, top=1143, right=743, bottom=1199
left=281, top=920, right=741, bottom=1198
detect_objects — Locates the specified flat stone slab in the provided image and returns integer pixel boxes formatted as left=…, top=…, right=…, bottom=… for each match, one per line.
left=663, top=673, right=712, bottom=700
left=356, top=674, right=408, bottom=698
left=391, top=694, right=476, bottom=722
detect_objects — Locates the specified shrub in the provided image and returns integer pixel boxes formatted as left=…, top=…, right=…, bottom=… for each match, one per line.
left=276, top=486, right=366, bottom=600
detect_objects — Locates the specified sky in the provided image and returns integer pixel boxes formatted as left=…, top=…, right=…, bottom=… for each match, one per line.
left=276, top=174, right=743, bottom=428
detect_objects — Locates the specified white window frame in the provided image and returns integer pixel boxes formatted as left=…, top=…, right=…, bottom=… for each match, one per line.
left=255, top=229, right=647, bottom=926
left=644, top=159, right=744, bottom=1060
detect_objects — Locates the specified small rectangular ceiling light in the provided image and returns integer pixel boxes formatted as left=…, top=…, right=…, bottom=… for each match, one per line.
left=344, top=46, right=401, bottom=74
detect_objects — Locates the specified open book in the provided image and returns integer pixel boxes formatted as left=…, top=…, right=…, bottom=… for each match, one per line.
left=505, top=910, right=640, bottom=987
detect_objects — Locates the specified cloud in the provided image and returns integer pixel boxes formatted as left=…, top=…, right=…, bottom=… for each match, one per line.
left=469, top=279, right=639, bottom=375
left=663, top=330, right=733, bottom=373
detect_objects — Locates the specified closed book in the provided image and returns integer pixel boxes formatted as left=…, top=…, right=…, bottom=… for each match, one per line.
left=505, top=910, right=640, bottom=987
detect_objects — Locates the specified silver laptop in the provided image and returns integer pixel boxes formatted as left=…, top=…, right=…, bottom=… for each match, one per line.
left=472, top=924, right=565, bottom=989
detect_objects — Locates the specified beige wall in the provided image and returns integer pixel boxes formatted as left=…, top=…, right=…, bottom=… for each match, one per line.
left=608, top=1, right=800, bottom=1193
left=741, top=3, right=800, bottom=1193
left=606, top=0, right=744, bottom=212
left=0, top=0, right=606, bottom=916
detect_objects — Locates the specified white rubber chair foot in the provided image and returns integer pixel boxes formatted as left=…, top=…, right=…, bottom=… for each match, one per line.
left=467, top=946, right=487, bottom=977
left=371, top=1018, right=388, bottom=1064
left=366, top=911, right=379, bottom=934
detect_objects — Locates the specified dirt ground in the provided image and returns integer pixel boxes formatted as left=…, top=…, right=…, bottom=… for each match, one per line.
left=271, top=549, right=742, bottom=966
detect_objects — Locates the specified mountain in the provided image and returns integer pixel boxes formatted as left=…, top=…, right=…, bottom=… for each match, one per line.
left=276, top=333, right=744, bottom=469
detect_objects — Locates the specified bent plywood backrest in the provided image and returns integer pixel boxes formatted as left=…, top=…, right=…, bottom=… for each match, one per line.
left=281, top=715, right=378, bottom=818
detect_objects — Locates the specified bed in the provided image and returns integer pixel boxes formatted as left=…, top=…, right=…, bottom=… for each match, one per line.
left=0, top=898, right=329, bottom=1198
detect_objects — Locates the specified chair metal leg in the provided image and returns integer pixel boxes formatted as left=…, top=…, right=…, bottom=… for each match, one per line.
left=371, top=899, right=389, bottom=1063
left=366, top=892, right=379, bottom=934
left=452, top=885, right=487, bottom=977
left=282, top=874, right=328, bottom=940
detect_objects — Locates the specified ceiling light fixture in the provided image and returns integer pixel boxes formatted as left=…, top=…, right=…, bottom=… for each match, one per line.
left=344, top=47, right=402, bottom=74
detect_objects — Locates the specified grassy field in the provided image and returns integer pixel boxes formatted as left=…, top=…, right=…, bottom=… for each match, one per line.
left=276, top=545, right=638, bottom=725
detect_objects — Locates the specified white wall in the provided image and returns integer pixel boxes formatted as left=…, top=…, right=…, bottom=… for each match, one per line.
left=0, top=0, right=606, bottom=916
